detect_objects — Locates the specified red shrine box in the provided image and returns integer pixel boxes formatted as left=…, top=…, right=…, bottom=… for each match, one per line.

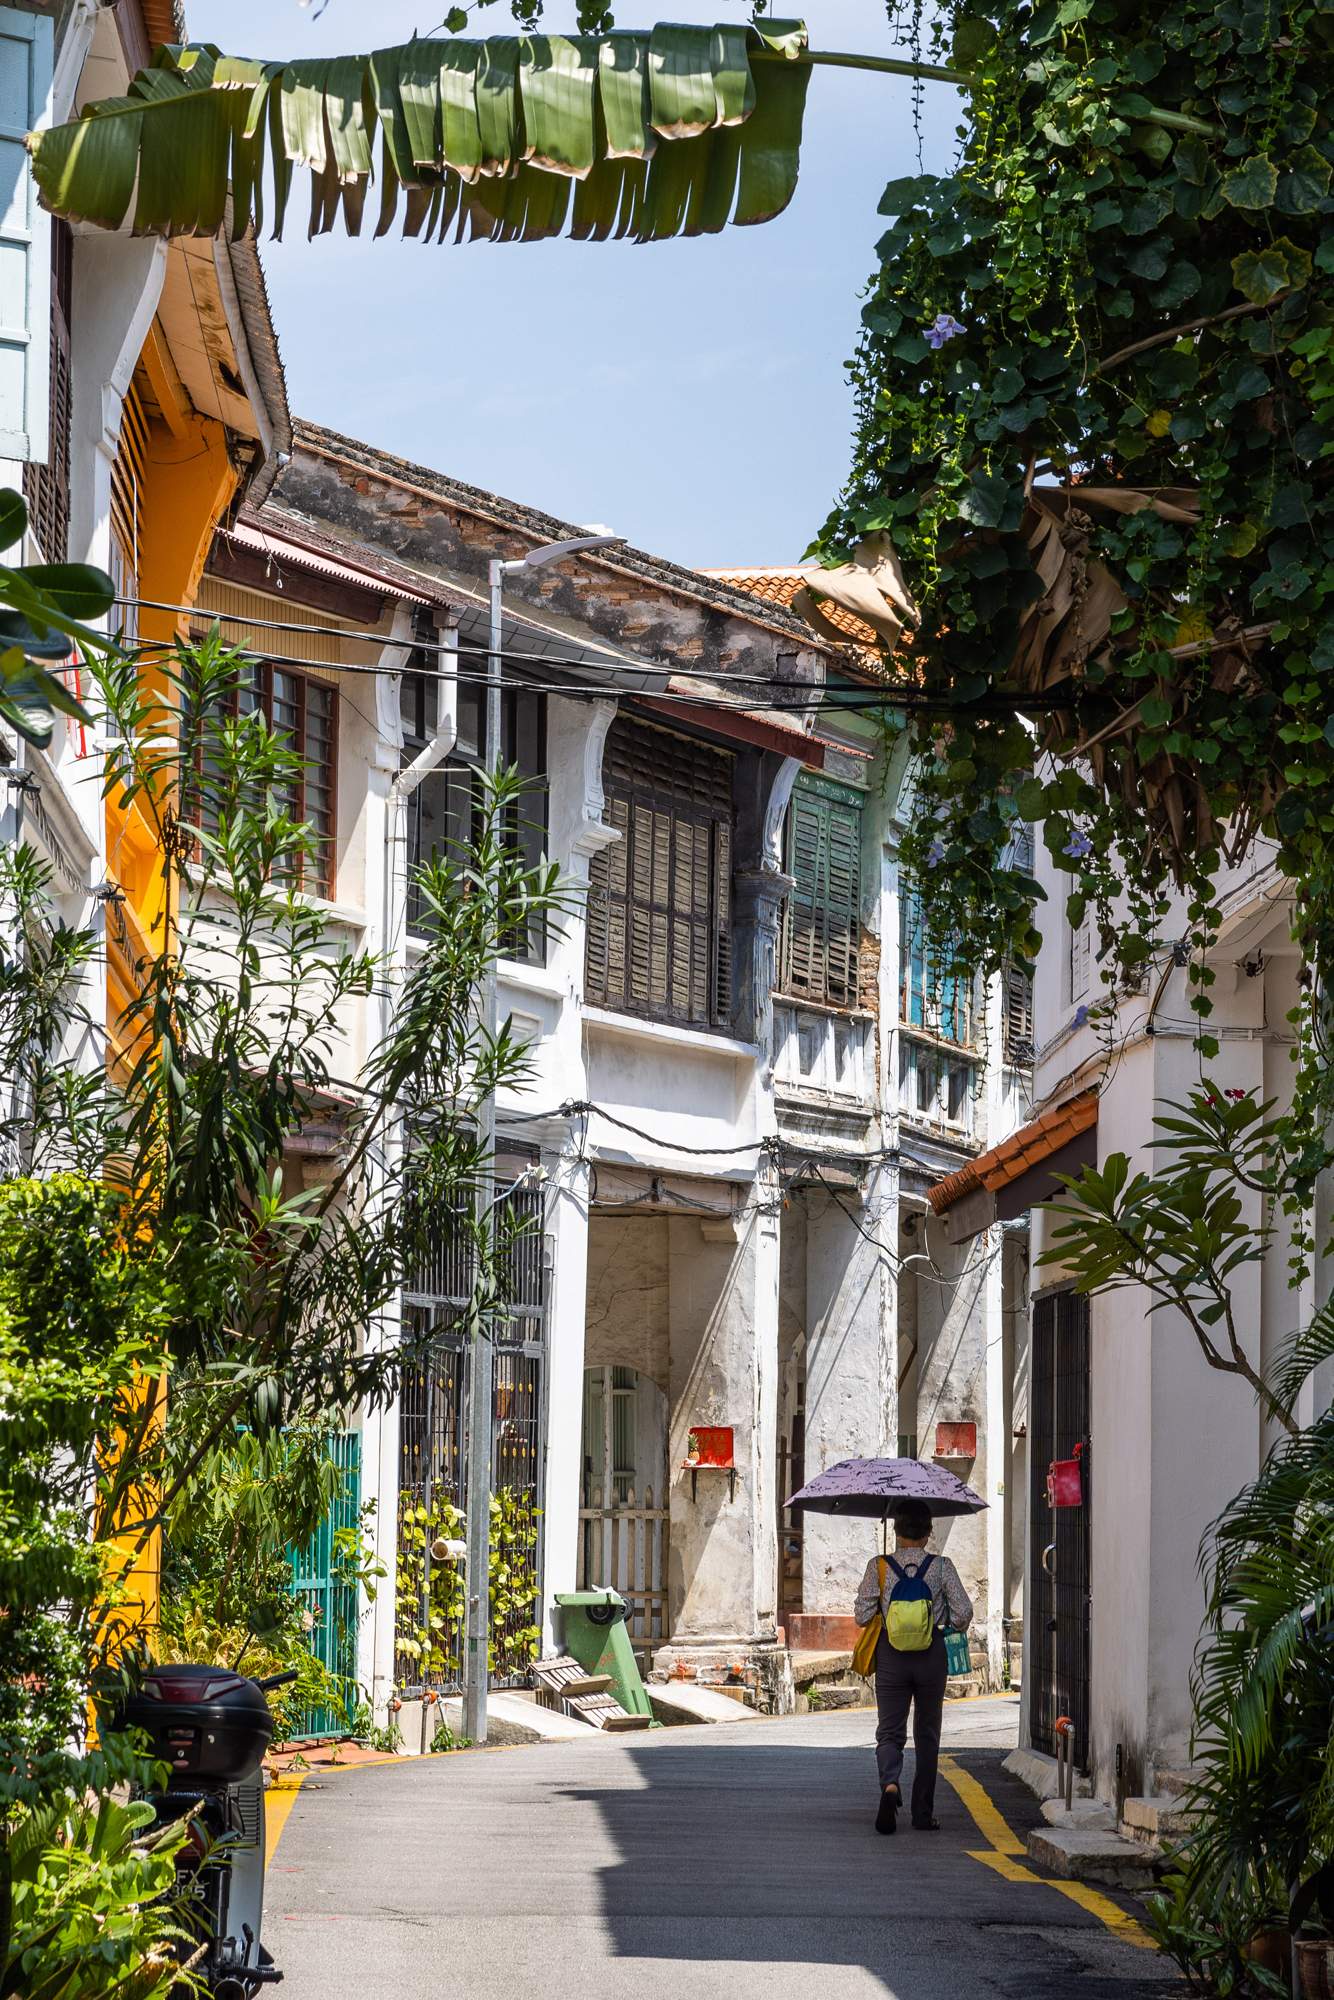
left=934, top=1421, right=977, bottom=1460
left=685, top=1426, right=734, bottom=1468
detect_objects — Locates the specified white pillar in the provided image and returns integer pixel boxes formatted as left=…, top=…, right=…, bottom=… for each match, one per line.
left=358, top=626, right=414, bottom=1725
left=540, top=1143, right=592, bottom=1649
left=983, top=1222, right=1008, bottom=1688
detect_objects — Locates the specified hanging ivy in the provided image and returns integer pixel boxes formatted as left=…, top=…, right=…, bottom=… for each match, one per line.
left=816, top=0, right=1334, bottom=1196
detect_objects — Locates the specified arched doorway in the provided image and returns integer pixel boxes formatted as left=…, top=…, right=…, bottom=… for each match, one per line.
left=578, top=1365, right=669, bottom=1662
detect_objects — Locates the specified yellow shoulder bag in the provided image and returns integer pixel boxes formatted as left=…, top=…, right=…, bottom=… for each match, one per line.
left=852, top=1556, right=888, bottom=1678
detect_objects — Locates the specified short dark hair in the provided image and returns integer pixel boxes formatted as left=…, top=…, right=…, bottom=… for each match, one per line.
left=892, top=1499, right=933, bottom=1541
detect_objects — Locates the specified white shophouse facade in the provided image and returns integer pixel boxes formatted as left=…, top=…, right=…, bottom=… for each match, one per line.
left=231, top=428, right=1032, bottom=1723
left=928, top=810, right=1317, bottom=1807
left=0, top=0, right=287, bottom=1134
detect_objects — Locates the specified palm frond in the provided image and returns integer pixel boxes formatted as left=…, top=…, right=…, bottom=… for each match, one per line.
left=29, top=23, right=813, bottom=245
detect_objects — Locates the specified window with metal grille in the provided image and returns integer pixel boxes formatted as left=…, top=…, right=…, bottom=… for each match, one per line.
left=399, top=669, right=547, bottom=961
left=900, top=890, right=974, bottom=1046
left=23, top=219, right=72, bottom=562
left=585, top=714, right=734, bottom=1033
left=1003, top=959, right=1035, bottom=1066
left=192, top=660, right=337, bottom=898
left=779, top=774, right=863, bottom=1009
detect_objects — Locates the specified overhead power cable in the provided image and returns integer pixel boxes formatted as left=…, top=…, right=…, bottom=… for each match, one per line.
left=115, top=594, right=1115, bottom=720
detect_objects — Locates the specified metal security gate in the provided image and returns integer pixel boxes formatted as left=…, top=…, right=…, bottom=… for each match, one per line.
left=1030, top=1288, right=1092, bottom=1768
left=395, top=1181, right=550, bottom=1697
left=288, top=1432, right=362, bottom=1739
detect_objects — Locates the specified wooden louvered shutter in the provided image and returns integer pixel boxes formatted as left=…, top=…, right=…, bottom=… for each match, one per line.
left=110, top=370, right=149, bottom=638
left=585, top=715, right=734, bottom=1031
left=1, top=8, right=54, bottom=468
left=1003, top=960, right=1034, bottom=1065
left=780, top=776, right=863, bottom=1008
left=23, top=219, right=71, bottom=561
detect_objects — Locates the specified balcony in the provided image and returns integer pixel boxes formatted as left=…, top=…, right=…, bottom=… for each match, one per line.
left=773, top=1002, right=875, bottom=1151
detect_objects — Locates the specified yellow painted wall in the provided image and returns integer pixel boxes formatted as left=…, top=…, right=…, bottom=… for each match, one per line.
left=104, top=366, right=242, bottom=1647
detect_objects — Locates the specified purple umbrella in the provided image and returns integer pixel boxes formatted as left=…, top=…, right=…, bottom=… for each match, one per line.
left=786, top=1456, right=986, bottom=1519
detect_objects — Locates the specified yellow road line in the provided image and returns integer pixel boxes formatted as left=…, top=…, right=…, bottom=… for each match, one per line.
left=938, top=1754, right=1159, bottom=1952
left=938, top=1754, right=1026, bottom=1854
left=265, top=1776, right=304, bottom=1864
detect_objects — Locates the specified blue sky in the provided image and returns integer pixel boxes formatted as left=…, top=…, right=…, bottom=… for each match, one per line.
left=189, top=2, right=960, bottom=567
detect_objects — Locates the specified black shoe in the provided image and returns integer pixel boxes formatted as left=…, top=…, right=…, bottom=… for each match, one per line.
left=911, top=1816, right=941, bottom=1831
left=876, top=1788, right=900, bottom=1835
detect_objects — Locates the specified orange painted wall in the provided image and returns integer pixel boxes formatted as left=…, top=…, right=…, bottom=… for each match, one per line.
left=103, top=380, right=241, bottom=1644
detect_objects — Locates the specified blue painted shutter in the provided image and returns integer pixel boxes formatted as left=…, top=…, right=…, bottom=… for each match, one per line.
left=0, top=6, right=52, bottom=463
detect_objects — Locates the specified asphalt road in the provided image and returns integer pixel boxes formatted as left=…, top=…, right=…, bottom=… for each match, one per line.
left=264, top=1694, right=1181, bottom=1999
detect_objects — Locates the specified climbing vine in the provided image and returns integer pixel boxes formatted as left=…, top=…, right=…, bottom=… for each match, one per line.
left=816, top=0, right=1334, bottom=1200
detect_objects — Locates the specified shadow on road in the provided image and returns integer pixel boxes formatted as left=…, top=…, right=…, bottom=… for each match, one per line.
left=266, top=1704, right=1181, bottom=1999
left=549, top=1726, right=1180, bottom=1999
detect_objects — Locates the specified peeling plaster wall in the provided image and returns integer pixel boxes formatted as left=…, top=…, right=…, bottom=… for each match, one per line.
left=909, top=1229, right=993, bottom=1626
left=275, top=437, right=828, bottom=696
left=799, top=1181, right=898, bottom=1619
left=585, top=1216, right=670, bottom=1390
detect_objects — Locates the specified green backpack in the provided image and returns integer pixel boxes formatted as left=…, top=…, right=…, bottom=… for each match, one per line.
left=885, top=1553, right=936, bottom=1652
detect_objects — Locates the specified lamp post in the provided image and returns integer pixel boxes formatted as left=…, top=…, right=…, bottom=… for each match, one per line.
left=462, top=531, right=623, bottom=1746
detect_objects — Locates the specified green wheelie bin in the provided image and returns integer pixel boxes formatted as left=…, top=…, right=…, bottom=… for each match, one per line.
left=552, top=1587, right=658, bottom=1725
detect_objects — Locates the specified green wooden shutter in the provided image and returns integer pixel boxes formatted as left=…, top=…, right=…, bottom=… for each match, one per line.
left=781, top=774, right=863, bottom=1008
left=0, top=7, right=52, bottom=463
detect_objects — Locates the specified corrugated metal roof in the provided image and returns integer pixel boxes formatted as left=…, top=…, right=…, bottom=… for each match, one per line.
left=224, top=518, right=437, bottom=605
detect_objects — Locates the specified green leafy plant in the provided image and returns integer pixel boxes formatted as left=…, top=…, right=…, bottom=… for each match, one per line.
left=30, top=24, right=813, bottom=246
left=2, top=1790, right=201, bottom=2000
left=394, top=1487, right=540, bottom=1685
left=809, top=0, right=1334, bottom=1212
left=430, top=1721, right=472, bottom=1753
left=0, top=488, right=117, bottom=751
left=1146, top=1409, right=1334, bottom=1992
left=1039, top=1088, right=1326, bottom=1435
left=0, top=631, right=565, bottom=1987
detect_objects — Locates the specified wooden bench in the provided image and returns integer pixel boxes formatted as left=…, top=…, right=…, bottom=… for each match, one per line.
left=532, top=1656, right=651, bottom=1731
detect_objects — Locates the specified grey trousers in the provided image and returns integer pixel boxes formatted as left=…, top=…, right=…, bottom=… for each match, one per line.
left=874, top=1630, right=948, bottom=1820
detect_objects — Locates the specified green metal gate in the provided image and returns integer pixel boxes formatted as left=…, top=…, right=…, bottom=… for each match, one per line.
left=288, top=1432, right=361, bottom=1739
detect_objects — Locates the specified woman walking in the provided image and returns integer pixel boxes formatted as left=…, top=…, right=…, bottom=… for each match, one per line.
left=853, top=1498, right=973, bottom=1835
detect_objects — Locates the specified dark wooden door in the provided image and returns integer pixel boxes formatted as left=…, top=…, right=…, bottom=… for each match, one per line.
left=1029, top=1289, right=1092, bottom=1769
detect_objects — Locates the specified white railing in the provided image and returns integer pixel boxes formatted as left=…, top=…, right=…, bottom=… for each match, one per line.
left=577, top=1482, right=669, bottom=1658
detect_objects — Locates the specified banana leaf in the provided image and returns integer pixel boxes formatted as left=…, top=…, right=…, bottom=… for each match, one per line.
left=29, top=23, right=811, bottom=246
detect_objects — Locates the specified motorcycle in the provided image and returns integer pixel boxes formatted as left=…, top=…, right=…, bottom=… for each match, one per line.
left=117, top=1662, right=297, bottom=1998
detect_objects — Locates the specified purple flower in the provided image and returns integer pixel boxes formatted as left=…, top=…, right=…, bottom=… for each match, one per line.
left=1072, top=1005, right=1090, bottom=1030
left=925, top=313, right=966, bottom=350
left=1064, top=829, right=1094, bottom=860
left=926, top=837, right=947, bottom=868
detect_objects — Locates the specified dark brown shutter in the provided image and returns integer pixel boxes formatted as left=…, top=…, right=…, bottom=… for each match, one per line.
left=585, top=714, right=734, bottom=1031
left=23, top=220, right=73, bottom=562
left=108, top=366, right=151, bottom=652
left=1003, top=960, right=1034, bottom=1066
left=780, top=775, right=863, bottom=1008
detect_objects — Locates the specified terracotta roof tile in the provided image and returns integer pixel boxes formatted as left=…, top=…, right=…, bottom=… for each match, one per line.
left=927, top=1089, right=1099, bottom=1214
left=706, top=566, right=883, bottom=651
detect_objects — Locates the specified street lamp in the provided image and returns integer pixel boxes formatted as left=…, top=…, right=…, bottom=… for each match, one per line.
left=462, top=531, right=624, bottom=1747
